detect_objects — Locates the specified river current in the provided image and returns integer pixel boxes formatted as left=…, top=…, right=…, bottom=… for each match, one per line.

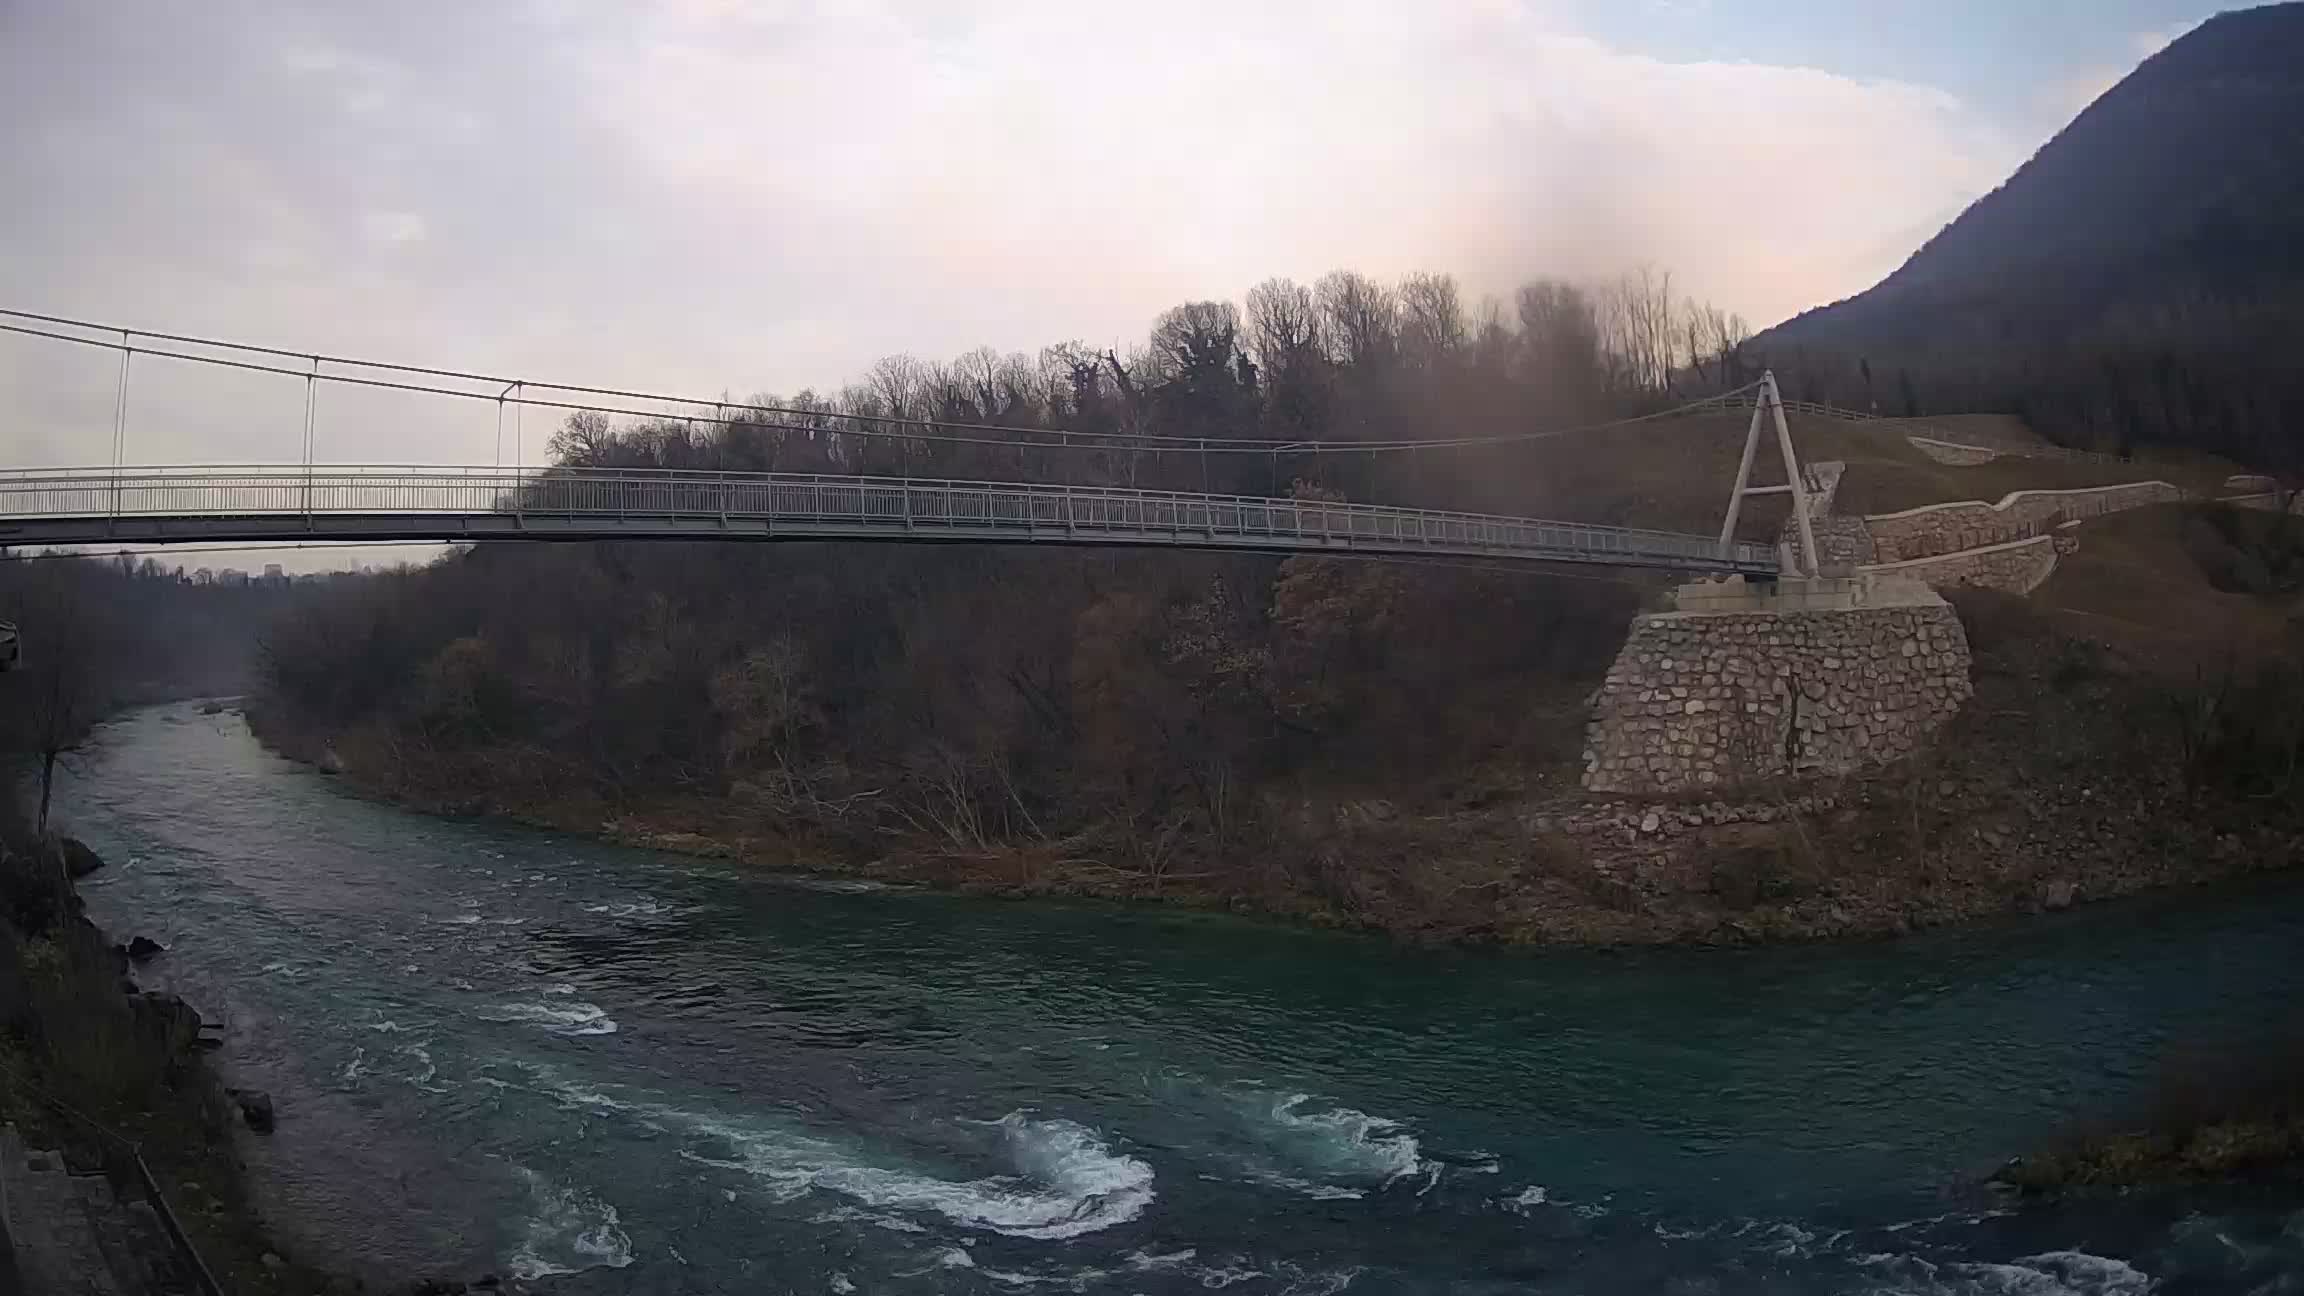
left=56, top=703, right=2304, bottom=1293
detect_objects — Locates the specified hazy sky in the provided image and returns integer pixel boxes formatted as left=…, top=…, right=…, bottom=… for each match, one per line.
left=0, top=0, right=2237, bottom=559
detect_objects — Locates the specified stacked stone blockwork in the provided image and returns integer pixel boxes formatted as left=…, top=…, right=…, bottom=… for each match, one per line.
left=1583, top=577, right=1973, bottom=796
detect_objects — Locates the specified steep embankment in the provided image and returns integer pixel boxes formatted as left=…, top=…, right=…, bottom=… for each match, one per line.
left=0, top=830, right=362, bottom=1293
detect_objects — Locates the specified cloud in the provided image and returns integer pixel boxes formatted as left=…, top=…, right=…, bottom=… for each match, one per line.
left=0, top=0, right=2017, bottom=501
left=361, top=209, right=429, bottom=246
left=577, top=0, right=2010, bottom=333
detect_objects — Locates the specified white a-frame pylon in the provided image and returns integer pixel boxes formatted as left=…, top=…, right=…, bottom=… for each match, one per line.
left=1716, top=370, right=1820, bottom=578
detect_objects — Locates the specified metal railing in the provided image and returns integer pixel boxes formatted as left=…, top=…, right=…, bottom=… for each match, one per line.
left=0, top=465, right=1782, bottom=574
left=0, top=1061, right=225, bottom=1296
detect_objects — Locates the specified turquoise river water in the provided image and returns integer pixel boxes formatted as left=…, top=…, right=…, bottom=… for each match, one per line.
left=57, top=703, right=2304, bottom=1293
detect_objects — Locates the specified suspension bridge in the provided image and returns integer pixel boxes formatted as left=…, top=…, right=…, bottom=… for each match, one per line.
left=0, top=311, right=1809, bottom=576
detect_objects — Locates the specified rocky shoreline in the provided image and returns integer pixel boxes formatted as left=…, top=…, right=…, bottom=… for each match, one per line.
left=0, top=831, right=513, bottom=1294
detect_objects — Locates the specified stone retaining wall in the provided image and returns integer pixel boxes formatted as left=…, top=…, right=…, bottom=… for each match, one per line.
left=2221, top=491, right=2304, bottom=515
left=1858, top=535, right=2060, bottom=596
left=1864, top=481, right=2184, bottom=562
left=1583, top=583, right=1973, bottom=796
left=1907, top=436, right=2003, bottom=466
left=1779, top=462, right=1877, bottom=570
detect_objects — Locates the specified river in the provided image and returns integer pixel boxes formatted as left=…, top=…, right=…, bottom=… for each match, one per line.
left=54, top=703, right=2304, bottom=1294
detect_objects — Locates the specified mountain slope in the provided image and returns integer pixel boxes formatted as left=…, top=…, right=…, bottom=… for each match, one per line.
left=1750, top=3, right=2304, bottom=469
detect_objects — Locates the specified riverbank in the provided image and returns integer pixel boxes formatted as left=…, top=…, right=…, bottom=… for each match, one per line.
left=0, top=824, right=344, bottom=1292
left=0, top=822, right=507, bottom=1293
left=244, top=606, right=2304, bottom=947
left=1998, top=1041, right=2304, bottom=1193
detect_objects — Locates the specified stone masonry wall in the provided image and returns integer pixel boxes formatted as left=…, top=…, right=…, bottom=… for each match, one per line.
left=1583, top=594, right=1973, bottom=796
left=1864, top=481, right=2184, bottom=562
left=2223, top=491, right=2304, bottom=515
left=1859, top=535, right=2060, bottom=596
left=1778, top=462, right=1878, bottom=570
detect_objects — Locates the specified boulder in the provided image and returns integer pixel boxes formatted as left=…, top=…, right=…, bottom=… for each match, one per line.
left=132, top=991, right=206, bottom=1058
left=226, top=1087, right=276, bottom=1134
left=125, top=935, right=166, bottom=962
left=198, top=700, right=226, bottom=715
left=55, top=837, right=104, bottom=879
left=317, top=747, right=347, bottom=776
left=2042, top=880, right=2077, bottom=911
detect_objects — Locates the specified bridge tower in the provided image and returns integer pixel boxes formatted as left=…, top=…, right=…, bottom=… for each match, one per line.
left=1716, top=371, right=1820, bottom=579
left=1583, top=370, right=1974, bottom=795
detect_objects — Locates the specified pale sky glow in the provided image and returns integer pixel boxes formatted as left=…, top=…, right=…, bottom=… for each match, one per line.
left=0, top=0, right=2237, bottom=566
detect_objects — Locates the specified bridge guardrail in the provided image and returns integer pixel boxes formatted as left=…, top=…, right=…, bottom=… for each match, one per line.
left=0, top=466, right=1780, bottom=574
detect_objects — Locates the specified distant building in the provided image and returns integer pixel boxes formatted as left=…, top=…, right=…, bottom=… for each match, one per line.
left=263, top=563, right=286, bottom=584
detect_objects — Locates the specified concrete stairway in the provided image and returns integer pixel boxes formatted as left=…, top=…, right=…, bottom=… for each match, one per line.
left=2, top=1124, right=186, bottom=1295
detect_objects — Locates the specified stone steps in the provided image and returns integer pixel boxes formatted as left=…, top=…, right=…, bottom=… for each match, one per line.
left=3, top=1124, right=186, bottom=1295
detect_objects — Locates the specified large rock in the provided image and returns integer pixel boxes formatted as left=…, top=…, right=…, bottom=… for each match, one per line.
left=54, top=836, right=104, bottom=879
left=226, top=1087, right=276, bottom=1133
left=131, top=991, right=208, bottom=1062
left=124, top=935, right=166, bottom=962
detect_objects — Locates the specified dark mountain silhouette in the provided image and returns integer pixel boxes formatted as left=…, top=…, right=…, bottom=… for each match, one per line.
left=1750, top=2, right=2304, bottom=469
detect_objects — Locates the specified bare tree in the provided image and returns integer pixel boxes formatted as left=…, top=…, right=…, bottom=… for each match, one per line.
left=547, top=410, right=616, bottom=466
left=1516, top=279, right=1603, bottom=397
left=0, top=564, right=117, bottom=836
left=1315, top=270, right=1398, bottom=371
left=1397, top=271, right=1468, bottom=368
left=1147, top=302, right=1245, bottom=383
left=1595, top=266, right=1680, bottom=394
left=1682, top=301, right=1752, bottom=391
left=1244, top=278, right=1322, bottom=381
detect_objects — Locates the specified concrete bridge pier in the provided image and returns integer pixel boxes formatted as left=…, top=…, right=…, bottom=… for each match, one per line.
left=1581, top=574, right=1974, bottom=796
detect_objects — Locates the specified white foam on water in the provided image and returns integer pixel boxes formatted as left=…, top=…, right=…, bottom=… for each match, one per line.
left=809, top=1204, right=930, bottom=1234
left=773, top=876, right=907, bottom=895
left=516, top=1068, right=1151, bottom=1241
left=976, top=1248, right=1280, bottom=1293
left=479, top=1000, right=618, bottom=1037
left=340, top=1048, right=367, bottom=1083
left=503, top=1166, right=634, bottom=1281
left=399, top=1043, right=445, bottom=1092
left=436, top=914, right=483, bottom=926
left=582, top=899, right=691, bottom=919
left=543, top=983, right=578, bottom=996
left=1861, top=1250, right=2153, bottom=1295
left=702, top=1109, right=1154, bottom=1241
left=829, top=1275, right=856, bottom=1294
left=1503, top=1184, right=1549, bottom=1212
left=1239, top=1093, right=1432, bottom=1196
left=896, top=1246, right=977, bottom=1276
